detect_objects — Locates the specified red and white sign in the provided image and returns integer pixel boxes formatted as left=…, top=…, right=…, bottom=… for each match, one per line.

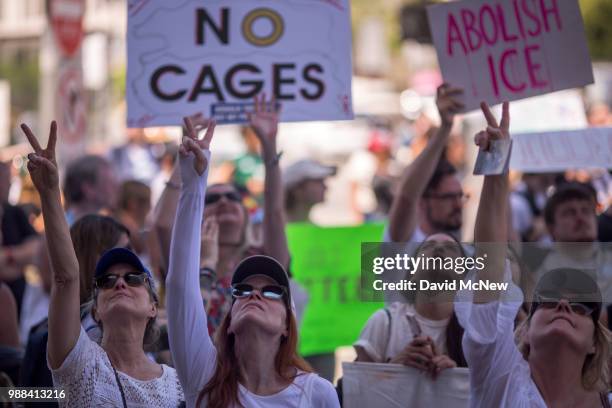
left=427, top=0, right=593, bottom=111
left=49, top=0, right=85, bottom=57
left=56, top=63, right=87, bottom=144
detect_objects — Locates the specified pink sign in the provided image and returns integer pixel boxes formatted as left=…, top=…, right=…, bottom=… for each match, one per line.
left=427, top=0, right=593, bottom=111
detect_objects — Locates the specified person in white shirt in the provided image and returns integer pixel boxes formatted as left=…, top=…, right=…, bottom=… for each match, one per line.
left=166, top=98, right=339, bottom=408
left=21, top=122, right=184, bottom=407
left=355, top=232, right=468, bottom=377
left=455, top=101, right=611, bottom=408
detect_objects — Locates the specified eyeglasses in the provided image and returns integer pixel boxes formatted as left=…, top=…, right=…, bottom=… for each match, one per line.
left=205, top=191, right=242, bottom=205
left=424, top=192, right=470, bottom=202
left=534, top=295, right=596, bottom=317
left=231, top=283, right=286, bottom=301
left=95, top=272, right=148, bottom=290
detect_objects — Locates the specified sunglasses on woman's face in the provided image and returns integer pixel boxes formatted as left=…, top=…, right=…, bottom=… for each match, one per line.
left=231, top=283, right=286, bottom=301
left=205, top=191, right=242, bottom=205
left=95, top=272, right=148, bottom=290
left=534, top=294, right=596, bottom=317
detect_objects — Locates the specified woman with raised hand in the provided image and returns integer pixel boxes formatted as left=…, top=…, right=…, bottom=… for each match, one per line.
left=166, top=101, right=339, bottom=407
left=155, top=93, right=303, bottom=335
left=21, top=122, right=184, bottom=407
left=456, top=103, right=611, bottom=407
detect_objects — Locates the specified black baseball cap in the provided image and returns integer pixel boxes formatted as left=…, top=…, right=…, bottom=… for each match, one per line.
left=231, top=255, right=290, bottom=295
left=531, top=268, right=602, bottom=320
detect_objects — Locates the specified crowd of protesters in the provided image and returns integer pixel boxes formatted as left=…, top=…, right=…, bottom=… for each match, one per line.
left=0, top=82, right=611, bottom=408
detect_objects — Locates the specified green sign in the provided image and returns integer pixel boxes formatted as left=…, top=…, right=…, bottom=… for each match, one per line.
left=286, top=223, right=385, bottom=356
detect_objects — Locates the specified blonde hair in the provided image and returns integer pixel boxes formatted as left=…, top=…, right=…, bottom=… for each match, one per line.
left=515, top=315, right=612, bottom=391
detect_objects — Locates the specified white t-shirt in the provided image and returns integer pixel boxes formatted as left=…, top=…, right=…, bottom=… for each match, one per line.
left=49, top=326, right=184, bottom=407
left=354, top=302, right=450, bottom=363
left=165, top=151, right=339, bottom=408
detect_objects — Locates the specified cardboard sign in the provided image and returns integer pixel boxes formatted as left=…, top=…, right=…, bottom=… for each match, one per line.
left=511, top=127, right=612, bottom=172
left=286, top=223, right=385, bottom=356
left=126, top=0, right=353, bottom=127
left=343, top=362, right=470, bottom=408
left=427, top=0, right=593, bottom=111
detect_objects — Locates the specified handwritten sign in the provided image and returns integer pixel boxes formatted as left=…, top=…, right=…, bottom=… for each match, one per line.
left=511, top=127, right=612, bottom=172
left=126, top=0, right=353, bottom=127
left=427, top=0, right=593, bottom=111
left=343, top=362, right=470, bottom=408
left=286, top=223, right=385, bottom=356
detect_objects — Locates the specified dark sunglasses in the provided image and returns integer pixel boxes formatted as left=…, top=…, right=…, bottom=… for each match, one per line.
left=534, top=294, right=596, bottom=317
left=95, top=272, right=148, bottom=290
left=231, top=283, right=286, bottom=301
left=205, top=191, right=242, bottom=205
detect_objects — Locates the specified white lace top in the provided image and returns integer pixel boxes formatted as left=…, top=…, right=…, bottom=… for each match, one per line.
left=50, top=326, right=184, bottom=407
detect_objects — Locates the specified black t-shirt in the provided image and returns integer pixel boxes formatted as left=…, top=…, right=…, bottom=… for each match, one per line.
left=2, top=202, right=37, bottom=319
left=599, top=212, right=612, bottom=243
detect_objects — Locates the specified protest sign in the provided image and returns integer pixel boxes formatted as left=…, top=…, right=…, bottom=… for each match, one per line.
left=126, top=0, right=353, bottom=127
left=286, top=223, right=385, bottom=356
left=343, top=362, right=470, bottom=408
left=49, top=0, right=85, bottom=57
left=511, top=127, right=612, bottom=172
left=427, top=0, right=593, bottom=111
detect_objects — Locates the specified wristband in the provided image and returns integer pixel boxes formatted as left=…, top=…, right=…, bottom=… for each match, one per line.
left=265, top=151, right=283, bottom=167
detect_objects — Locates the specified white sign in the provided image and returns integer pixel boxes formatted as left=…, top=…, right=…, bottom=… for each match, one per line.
left=126, top=0, right=353, bottom=127
left=427, top=0, right=593, bottom=111
left=342, top=362, right=470, bottom=408
left=0, top=81, right=9, bottom=148
left=511, top=127, right=612, bottom=172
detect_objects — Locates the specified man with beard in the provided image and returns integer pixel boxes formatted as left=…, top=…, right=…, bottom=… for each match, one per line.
left=381, top=84, right=465, bottom=305
left=534, top=182, right=612, bottom=306
left=387, top=84, right=465, bottom=245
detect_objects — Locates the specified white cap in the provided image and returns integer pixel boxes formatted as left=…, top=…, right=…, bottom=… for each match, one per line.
left=283, top=159, right=336, bottom=190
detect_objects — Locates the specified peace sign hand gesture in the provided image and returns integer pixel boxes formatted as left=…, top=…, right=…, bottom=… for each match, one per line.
left=182, top=114, right=216, bottom=176
left=21, top=121, right=59, bottom=194
left=475, top=101, right=510, bottom=151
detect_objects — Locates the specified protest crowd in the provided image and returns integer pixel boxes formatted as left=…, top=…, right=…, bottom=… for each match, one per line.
left=1, top=0, right=612, bottom=407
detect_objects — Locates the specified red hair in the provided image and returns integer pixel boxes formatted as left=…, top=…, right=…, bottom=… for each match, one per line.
left=196, top=302, right=311, bottom=407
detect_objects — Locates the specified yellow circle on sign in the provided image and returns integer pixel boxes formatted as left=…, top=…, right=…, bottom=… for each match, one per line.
left=242, top=8, right=284, bottom=47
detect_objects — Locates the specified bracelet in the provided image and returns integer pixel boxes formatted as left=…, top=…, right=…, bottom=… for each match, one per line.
left=166, top=181, right=180, bottom=190
left=265, top=151, right=283, bottom=167
left=199, top=266, right=216, bottom=277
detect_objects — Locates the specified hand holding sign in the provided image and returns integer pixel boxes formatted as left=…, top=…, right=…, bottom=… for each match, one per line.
left=436, top=83, right=464, bottom=127
left=248, top=93, right=281, bottom=159
left=390, top=336, right=435, bottom=372
left=182, top=113, right=216, bottom=176
left=21, top=122, right=60, bottom=194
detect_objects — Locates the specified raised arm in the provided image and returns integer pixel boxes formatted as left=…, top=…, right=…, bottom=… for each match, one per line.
left=165, top=115, right=217, bottom=396
left=152, top=163, right=180, bottom=271
left=248, top=94, right=290, bottom=268
left=473, top=102, right=511, bottom=303
left=388, top=84, right=463, bottom=242
left=21, top=122, right=80, bottom=369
